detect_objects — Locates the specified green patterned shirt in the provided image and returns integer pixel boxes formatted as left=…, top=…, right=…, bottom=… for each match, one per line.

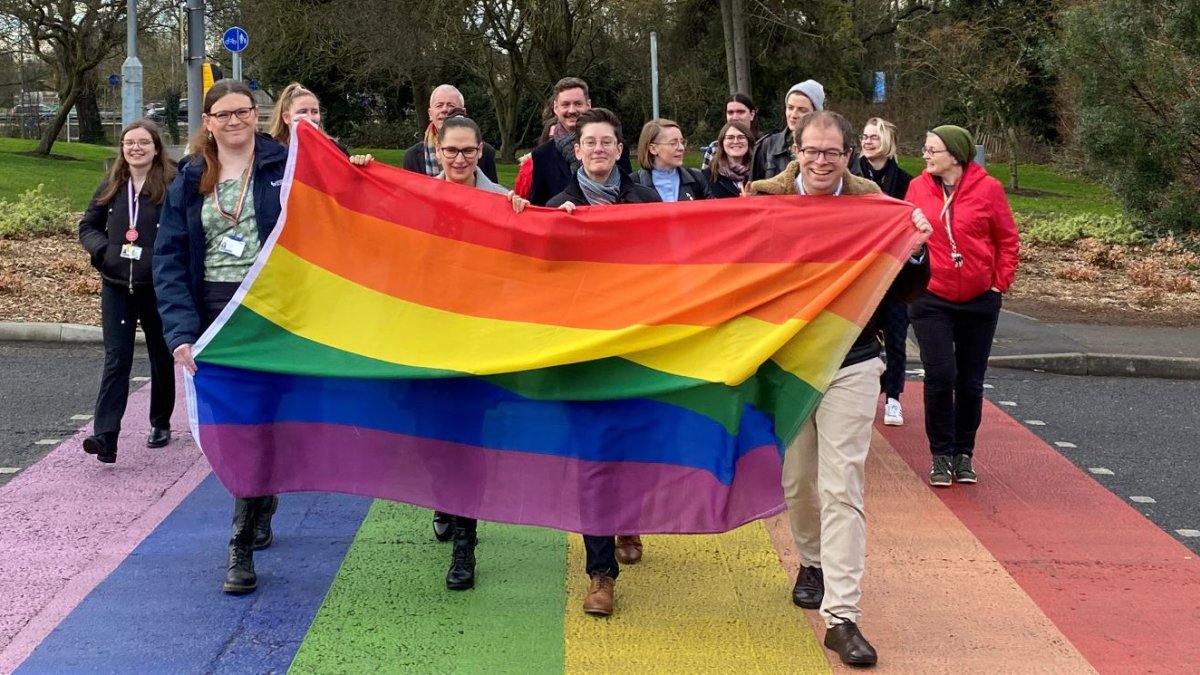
left=202, top=175, right=262, bottom=282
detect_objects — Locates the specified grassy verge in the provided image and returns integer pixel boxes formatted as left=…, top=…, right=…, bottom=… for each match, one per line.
left=0, top=138, right=114, bottom=210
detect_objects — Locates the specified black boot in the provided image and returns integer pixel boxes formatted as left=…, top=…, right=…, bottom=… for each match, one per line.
left=432, top=511, right=454, bottom=542
left=252, top=495, right=279, bottom=550
left=223, top=498, right=258, bottom=595
left=446, top=517, right=477, bottom=590
left=83, top=433, right=117, bottom=464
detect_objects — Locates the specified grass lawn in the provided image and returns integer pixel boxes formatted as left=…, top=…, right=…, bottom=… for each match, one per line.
left=0, top=138, right=115, bottom=210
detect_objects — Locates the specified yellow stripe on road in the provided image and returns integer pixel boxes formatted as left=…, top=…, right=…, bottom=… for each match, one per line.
left=563, top=524, right=832, bottom=674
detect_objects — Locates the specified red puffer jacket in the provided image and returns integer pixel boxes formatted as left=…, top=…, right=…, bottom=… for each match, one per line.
left=905, top=162, right=1020, bottom=303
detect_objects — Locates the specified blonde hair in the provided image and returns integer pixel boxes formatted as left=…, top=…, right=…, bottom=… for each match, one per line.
left=268, top=82, right=319, bottom=144
left=636, top=118, right=681, bottom=170
left=863, top=117, right=898, bottom=160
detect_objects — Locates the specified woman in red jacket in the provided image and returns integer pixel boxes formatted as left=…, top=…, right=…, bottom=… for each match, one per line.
left=904, top=125, right=1019, bottom=488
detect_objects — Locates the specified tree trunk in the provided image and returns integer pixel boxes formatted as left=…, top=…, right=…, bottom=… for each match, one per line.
left=731, top=0, right=751, bottom=94
left=76, top=69, right=106, bottom=144
left=719, top=0, right=737, bottom=96
left=1005, top=125, right=1019, bottom=191
left=35, top=77, right=82, bottom=156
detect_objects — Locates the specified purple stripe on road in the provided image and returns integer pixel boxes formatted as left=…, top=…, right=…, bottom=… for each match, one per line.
left=198, top=421, right=786, bottom=535
left=0, top=377, right=208, bottom=673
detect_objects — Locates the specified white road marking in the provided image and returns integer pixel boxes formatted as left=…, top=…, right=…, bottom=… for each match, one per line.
left=1129, top=496, right=1157, bottom=504
left=999, top=401, right=1018, bottom=407
left=0, top=467, right=20, bottom=474
left=71, top=414, right=93, bottom=421
left=1176, top=529, right=1200, bottom=538
left=34, top=439, right=59, bottom=445
left=1025, top=420, right=1046, bottom=426
left=131, top=376, right=150, bottom=382
left=1088, top=467, right=1114, bottom=475
left=1054, top=441, right=1077, bottom=448
left=983, top=383, right=994, bottom=389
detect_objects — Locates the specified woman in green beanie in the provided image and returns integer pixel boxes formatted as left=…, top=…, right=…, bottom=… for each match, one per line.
left=903, top=125, right=1021, bottom=488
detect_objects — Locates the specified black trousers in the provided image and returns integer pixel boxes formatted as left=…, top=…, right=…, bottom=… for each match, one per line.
left=584, top=535, right=618, bottom=579
left=93, top=282, right=175, bottom=439
left=879, top=300, right=910, bottom=399
left=908, top=290, right=1002, bottom=457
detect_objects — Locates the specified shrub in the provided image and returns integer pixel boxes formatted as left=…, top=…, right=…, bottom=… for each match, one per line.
left=0, top=185, right=75, bottom=239
left=1055, top=265, right=1100, bottom=282
left=1133, top=288, right=1164, bottom=307
left=1167, top=275, right=1197, bottom=293
left=0, top=271, right=24, bottom=294
left=1021, top=214, right=1144, bottom=245
left=65, top=276, right=100, bottom=296
left=1127, top=259, right=1166, bottom=288
left=1079, top=239, right=1126, bottom=268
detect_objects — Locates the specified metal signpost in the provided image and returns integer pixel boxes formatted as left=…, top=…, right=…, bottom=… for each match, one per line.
left=121, top=0, right=143, bottom=127
left=222, top=27, right=249, bottom=81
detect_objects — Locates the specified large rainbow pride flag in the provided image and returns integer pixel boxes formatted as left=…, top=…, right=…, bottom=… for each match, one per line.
left=188, top=122, right=918, bottom=535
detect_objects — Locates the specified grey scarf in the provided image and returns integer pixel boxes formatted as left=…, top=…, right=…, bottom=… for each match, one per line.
left=556, top=133, right=581, bottom=173
left=576, top=167, right=621, bottom=206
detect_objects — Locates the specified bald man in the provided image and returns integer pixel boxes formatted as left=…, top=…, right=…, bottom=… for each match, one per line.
left=403, top=84, right=499, bottom=182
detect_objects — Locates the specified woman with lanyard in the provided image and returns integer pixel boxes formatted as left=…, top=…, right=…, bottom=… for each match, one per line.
left=632, top=118, right=711, bottom=201
left=852, top=118, right=913, bottom=427
left=431, top=109, right=529, bottom=593
left=707, top=120, right=756, bottom=199
left=154, top=79, right=288, bottom=595
left=904, top=125, right=1020, bottom=488
left=78, top=120, right=177, bottom=464
left=548, top=107, right=660, bottom=618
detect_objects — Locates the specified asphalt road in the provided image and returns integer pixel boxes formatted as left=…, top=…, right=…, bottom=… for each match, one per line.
left=0, top=341, right=150, bottom=486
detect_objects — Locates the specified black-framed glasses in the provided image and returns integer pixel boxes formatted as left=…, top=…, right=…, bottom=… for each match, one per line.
left=439, top=145, right=480, bottom=159
left=798, top=147, right=847, bottom=161
left=722, top=134, right=748, bottom=142
left=207, top=107, right=256, bottom=123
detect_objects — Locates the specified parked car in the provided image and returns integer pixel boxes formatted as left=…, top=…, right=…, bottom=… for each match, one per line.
left=10, top=103, right=56, bottom=119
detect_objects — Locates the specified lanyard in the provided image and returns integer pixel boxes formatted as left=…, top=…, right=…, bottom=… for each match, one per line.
left=125, top=180, right=141, bottom=242
left=940, top=184, right=964, bottom=268
left=214, top=155, right=254, bottom=225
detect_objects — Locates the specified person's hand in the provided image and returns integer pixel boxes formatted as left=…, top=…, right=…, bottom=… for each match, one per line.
left=557, top=201, right=577, bottom=213
left=739, top=181, right=754, bottom=198
left=991, top=286, right=1001, bottom=293
left=910, top=208, right=933, bottom=256
left=517, top=153, right=532, bottom=165
left=174, top=343, right=197, bottom=375
left=507, top=191, right=530, bottom=213
left=349, top=154, right=374, bottom=166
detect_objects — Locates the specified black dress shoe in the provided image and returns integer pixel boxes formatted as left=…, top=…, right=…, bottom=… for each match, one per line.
left=824, top=622, right=878, bottom=667
left=146, top=427, right=171, bottom=448
left=83, top=435, right=117, bottom=464
left=792, top=565, right=824, bottom=609
left=432, top=511, right=454, bottom=542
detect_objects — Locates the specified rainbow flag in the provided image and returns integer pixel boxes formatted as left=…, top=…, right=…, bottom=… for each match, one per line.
left=188, top=122, right=918, bottom=535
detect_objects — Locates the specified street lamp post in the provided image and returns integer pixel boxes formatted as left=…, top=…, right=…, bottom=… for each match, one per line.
left=121, top=0, right=143, bottom=127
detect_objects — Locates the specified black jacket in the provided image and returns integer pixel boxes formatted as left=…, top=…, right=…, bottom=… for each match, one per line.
left=545, top=169, right=662, bottom=208
left=708, top=174, right=746, bottom=199
left=631, top=167, right=711, bottom=201
left=79, top=179, right=168, bottom=289
left=843, top=255, right=930, bottom=368
left=153, top=133, right=288, bottom=352
left=850, top=156, right=913, bottom=201
left=751, top=130, right=792, bottom=181
left=403, top=141, right=499, bottom=183
left=529, top=137, right=634, bottom=206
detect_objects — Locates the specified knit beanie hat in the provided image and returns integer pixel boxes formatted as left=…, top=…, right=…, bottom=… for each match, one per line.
left=785, top=80, right=825, bottom=112
left=931, top=125, right=973, bottom=165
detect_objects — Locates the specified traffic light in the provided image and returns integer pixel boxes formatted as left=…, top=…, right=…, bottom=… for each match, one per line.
left=201, top=63, right=225, bottom=97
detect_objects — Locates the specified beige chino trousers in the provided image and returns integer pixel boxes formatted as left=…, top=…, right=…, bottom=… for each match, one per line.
left=782, top=357, right=884, bottom=627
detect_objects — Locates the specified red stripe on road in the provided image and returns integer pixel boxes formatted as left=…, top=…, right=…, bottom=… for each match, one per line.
left=879, top=383, right=1200, bottom=674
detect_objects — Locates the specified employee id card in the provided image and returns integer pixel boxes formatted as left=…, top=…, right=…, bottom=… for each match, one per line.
left=218, top=235, right=246, bottom=257
left=120, top=244, right=143, bottom=260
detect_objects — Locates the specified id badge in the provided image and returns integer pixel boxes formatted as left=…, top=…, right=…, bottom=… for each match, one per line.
left=218, top=235, right=246, bottom=257
left=120, top=244, right=143, bottom=260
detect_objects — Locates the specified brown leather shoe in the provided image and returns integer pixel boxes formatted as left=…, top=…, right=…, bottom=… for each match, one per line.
left=582, top=575, right=615, bottom=616
left=615, top=535, right=643, bottom=564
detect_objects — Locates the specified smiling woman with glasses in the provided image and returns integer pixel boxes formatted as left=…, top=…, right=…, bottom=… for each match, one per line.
left=707, top=120, right=756, bottom=198
left=632, top=118, right=710, bottom=201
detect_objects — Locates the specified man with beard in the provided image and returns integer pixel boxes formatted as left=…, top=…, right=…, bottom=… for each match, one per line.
left=403, top=84, right=499, bottom=182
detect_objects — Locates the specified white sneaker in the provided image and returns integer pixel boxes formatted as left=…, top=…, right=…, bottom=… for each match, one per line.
left=883, top=398, right=904, bottom=426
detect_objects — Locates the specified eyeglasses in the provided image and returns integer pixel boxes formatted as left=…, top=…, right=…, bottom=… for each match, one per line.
left=922, top=147, right=949, bottom=156
left=439, top=146, right=480, bottom=159
left=798, top=147, right=848, bottom=161
left=207, top=107, right=256, bottom=123
left=651, top=139, right=687, bottom=149
left=860, top=134, right=881, bottom=142
left=580, top=138, right=618, bottom=150
left=722, top=134, right=748, bottom=142
left=121, top=139, right=154, bottom=148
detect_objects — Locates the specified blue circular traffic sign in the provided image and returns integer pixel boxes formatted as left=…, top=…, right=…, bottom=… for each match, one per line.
left=222, top=27, right=249, bottom=53
left=248, top=80, right=260, bottom=91
left=108, top=74, right=119, bottom=87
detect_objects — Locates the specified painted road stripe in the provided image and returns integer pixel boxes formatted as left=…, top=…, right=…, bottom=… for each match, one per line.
left=1054, top=441, right=1077, bottom=448
left=564, top=524, right=828, bottom=674
left=289, top=502, right=565, bottom=674
left=1024, top=419, right=1046, bottom=425
left=1129, top=496, right=1157, bottom=504
left=1088, top=467, right=1114, bottom=475
left=0, top=383, right=206, bottom=674
left=70, top=415, right=93, bottom=421
left=1177, top=530, right=1200, bottom=538
left=999, top=401, right=1017, bottom=407
left=32, top=439, right=59, bottom=445
left=0, top=468, right=19, bottom=475
left=16, top=475, right=371, bottom=674
left=881, top=383, right=1200, bottom=673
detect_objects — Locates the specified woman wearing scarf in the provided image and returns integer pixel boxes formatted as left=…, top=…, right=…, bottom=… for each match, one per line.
left=904, top=125, right=1020, bottom=488
left=852, top=118, right=913, bottom=427
left=547, top=108, right=659, bottom=618
left=707, top=120, right=756, bottom=198
left=632, top=118, right=711, bottom=201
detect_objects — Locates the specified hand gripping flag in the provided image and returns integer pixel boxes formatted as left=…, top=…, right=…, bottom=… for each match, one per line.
left=188, top=122, right=919, bottom=535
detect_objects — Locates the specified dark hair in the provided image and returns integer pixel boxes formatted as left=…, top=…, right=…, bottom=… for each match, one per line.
left=574, top=108, right=623, bottom=145
left=98, top=120, right=176, bottom=205
left=726, top=93, right=756, bottom=113
left=708, top=120, right=755, bottom=183
left=553, top=77, right=589, bottom=102
left=437, top=108, right=481, bottom=144
left=792, top=111, right=855, bottom=152
left=188, top=79, right=257, bottom=194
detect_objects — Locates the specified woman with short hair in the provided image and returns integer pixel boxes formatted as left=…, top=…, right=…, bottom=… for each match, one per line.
left=633, top=118, right=710, bottom=201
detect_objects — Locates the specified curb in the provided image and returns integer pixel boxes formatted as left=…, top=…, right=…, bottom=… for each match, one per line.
left=988, top=353, right=1200, bottom=380
left=0, top=322, right=144, bottom=344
